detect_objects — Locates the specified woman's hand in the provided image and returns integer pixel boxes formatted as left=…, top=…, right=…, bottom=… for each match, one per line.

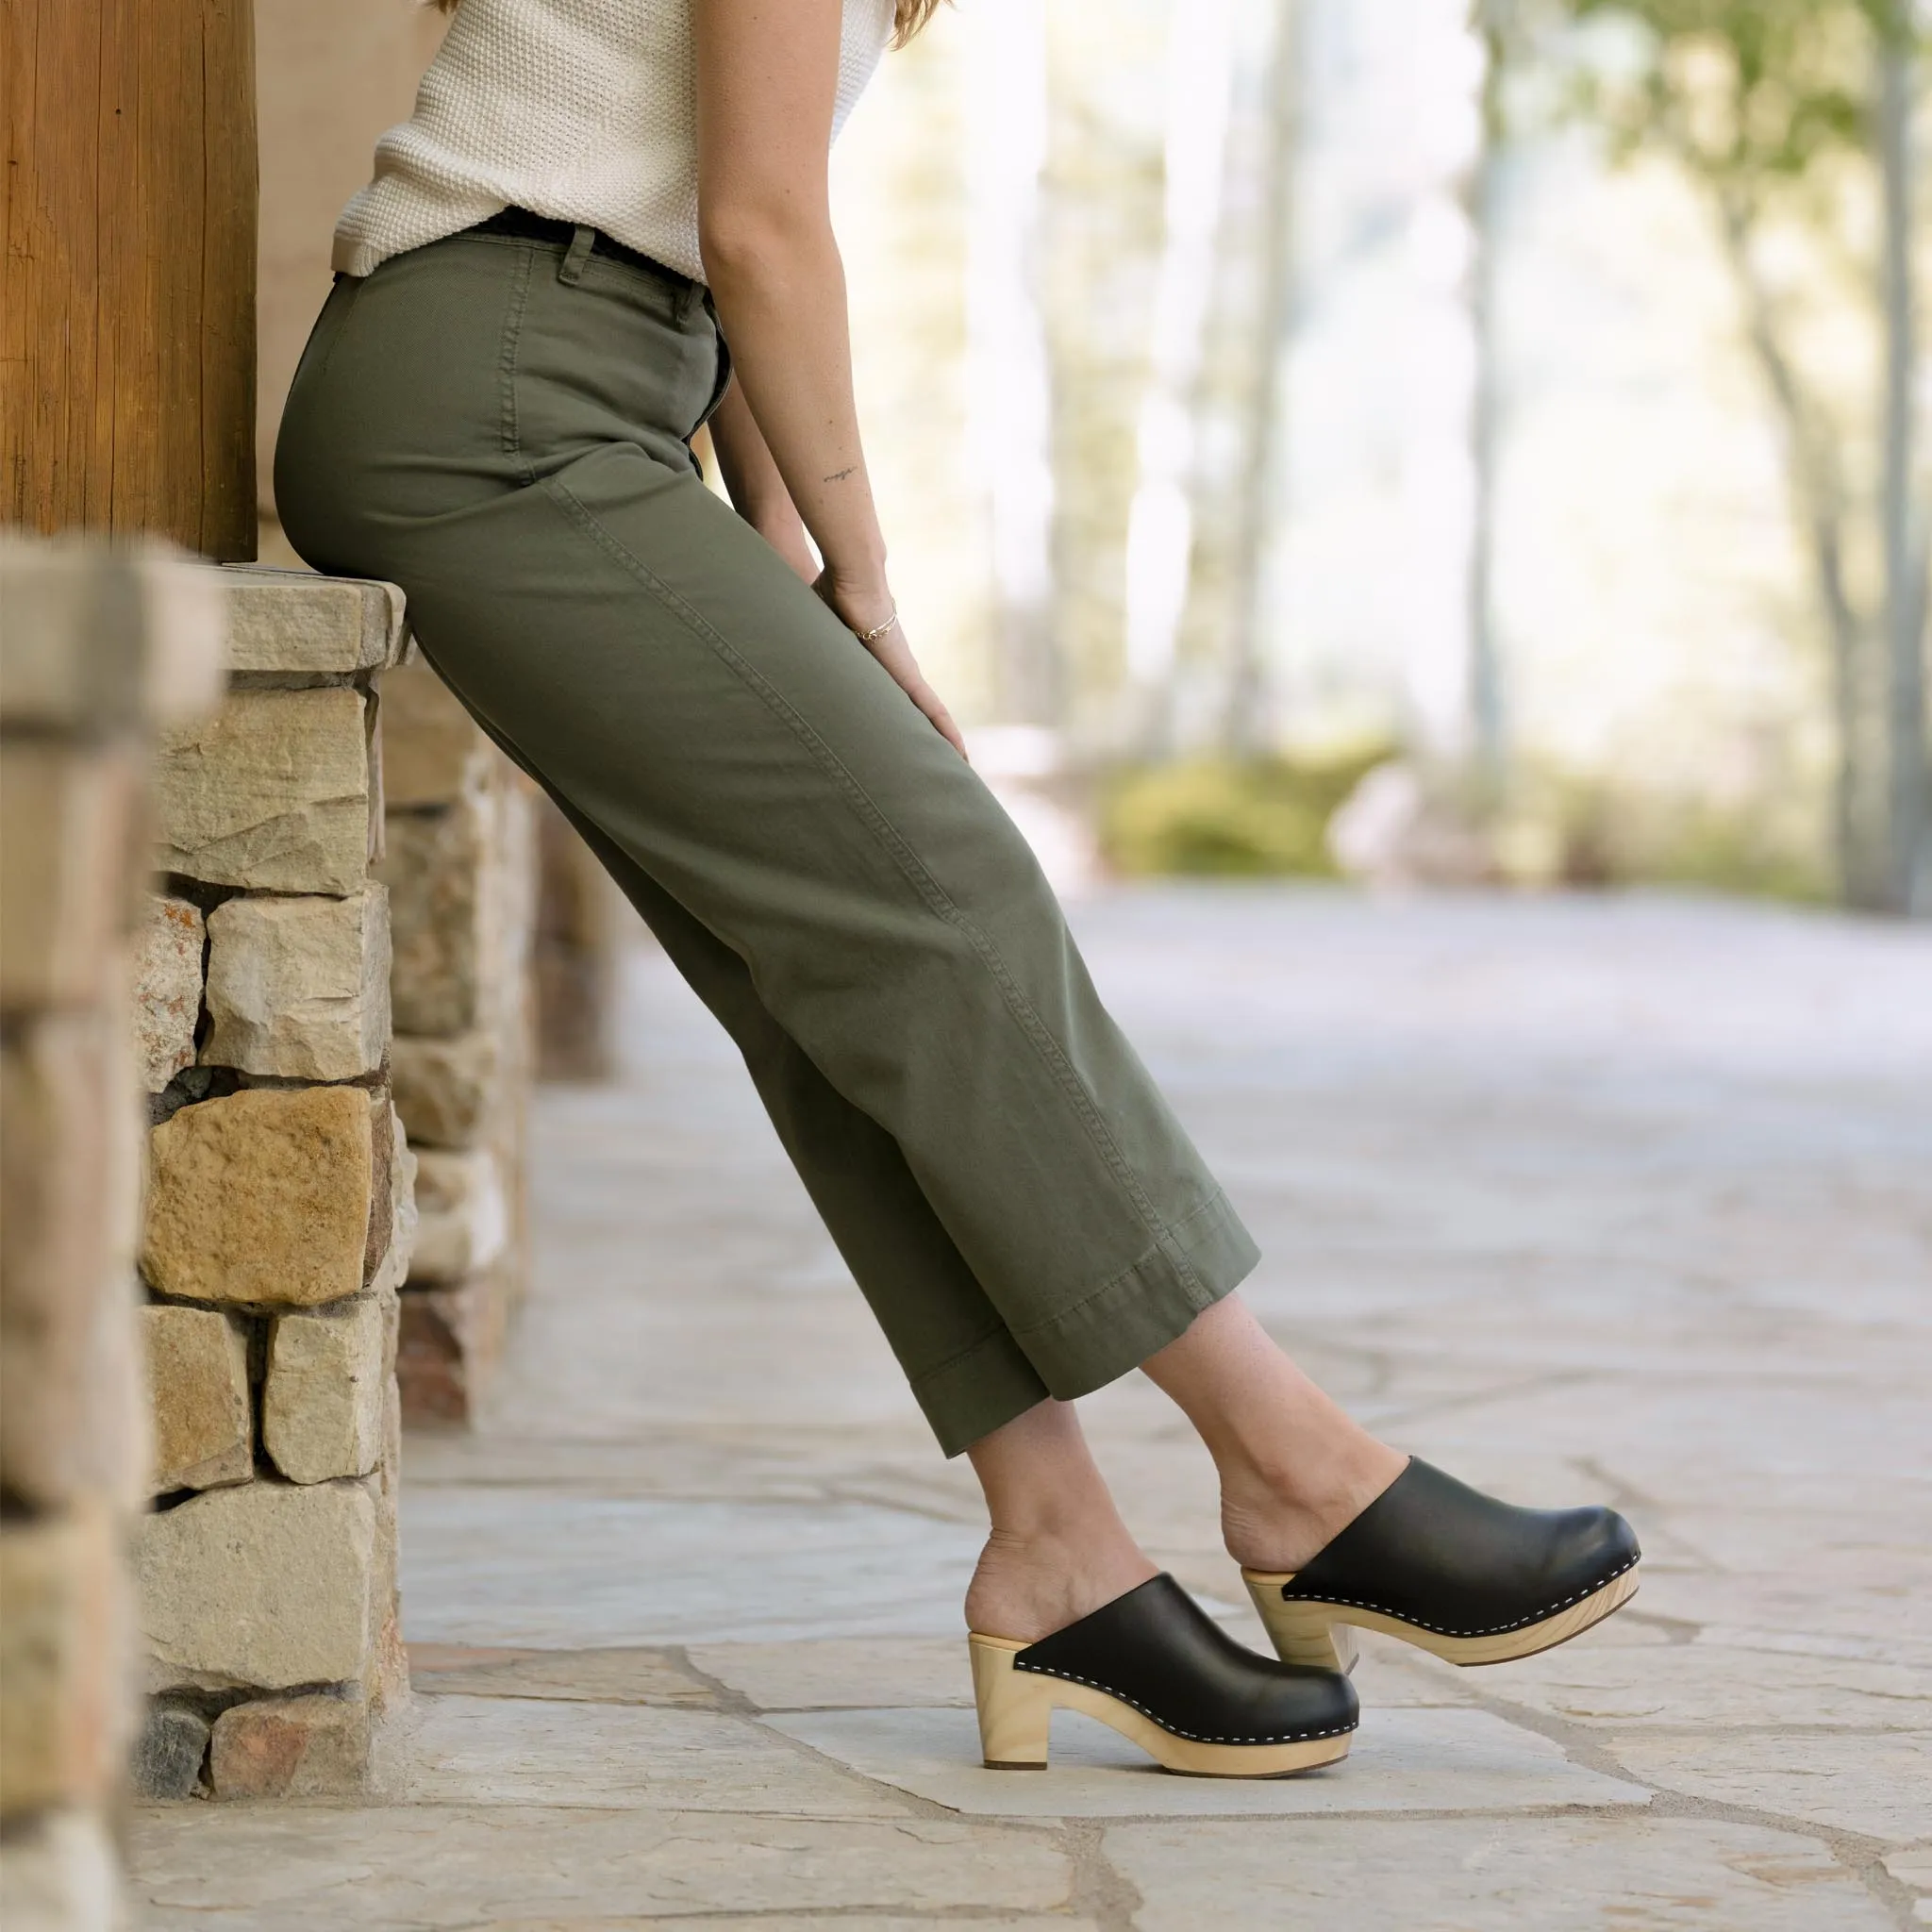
left=815, top=570, right=968, bottom=760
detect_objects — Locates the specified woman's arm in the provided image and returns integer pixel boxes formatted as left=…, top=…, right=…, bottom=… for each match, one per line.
left=692, top=0, right=965, bottom=757
left=707, top=379, right=819, bottom=584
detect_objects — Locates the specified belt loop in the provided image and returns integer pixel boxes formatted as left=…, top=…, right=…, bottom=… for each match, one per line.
left=558, top=224, right=595, bottom=286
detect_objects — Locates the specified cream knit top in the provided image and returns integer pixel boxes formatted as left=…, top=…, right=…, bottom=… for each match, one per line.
left=334, top=0, right=895, bottom=282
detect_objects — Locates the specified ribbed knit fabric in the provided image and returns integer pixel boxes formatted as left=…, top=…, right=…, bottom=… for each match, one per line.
left=333, top=0, right=895, bottom=282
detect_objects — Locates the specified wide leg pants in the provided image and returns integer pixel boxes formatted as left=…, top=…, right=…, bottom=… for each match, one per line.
left=275, top=221, right=1257, bottom=1456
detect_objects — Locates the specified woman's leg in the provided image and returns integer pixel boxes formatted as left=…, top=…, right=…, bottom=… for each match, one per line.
left=962, top=1399, right=1157, bottom=1641
left=278, top=233, right=1258, bottom=1460
left=275, top=235, right=1405, bottom=1651
left=1141, top=1296, right=1407, bottom=1570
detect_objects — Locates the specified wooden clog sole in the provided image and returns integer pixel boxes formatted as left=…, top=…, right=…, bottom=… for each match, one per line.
left=1242, top=1564, right=1641, bottom=1670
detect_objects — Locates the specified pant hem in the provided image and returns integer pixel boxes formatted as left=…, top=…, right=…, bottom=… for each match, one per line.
left=911, top=1325, right=1053, bottom=1459
left=1020, top=1188, right=1259, bottom=1405
left=924, top=1189, right=1260, bottom=1456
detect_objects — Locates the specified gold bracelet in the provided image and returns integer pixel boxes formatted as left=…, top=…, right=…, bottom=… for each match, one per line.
left=857, top=608, right=901, bottom=645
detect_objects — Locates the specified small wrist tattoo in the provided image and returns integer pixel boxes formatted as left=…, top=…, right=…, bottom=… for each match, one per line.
left=823, top=465, right=858, bottom=483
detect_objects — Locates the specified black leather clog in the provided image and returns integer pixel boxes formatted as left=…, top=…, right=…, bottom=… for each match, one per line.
left=970, top=1572, right=1357, bottom=1776
left=1242, top=1457, right=1641, bottom=1671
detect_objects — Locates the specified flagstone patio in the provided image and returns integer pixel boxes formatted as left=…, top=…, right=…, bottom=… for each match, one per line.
left=131, top=887, right=1932, bottom=1929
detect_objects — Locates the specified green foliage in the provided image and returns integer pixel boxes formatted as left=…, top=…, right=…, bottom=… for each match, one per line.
left=1497, top=764, right=1833, bottom=902
left=1099, top=747, right=1393, bottom=877
left=1539, top=0, right=1911, bottom=194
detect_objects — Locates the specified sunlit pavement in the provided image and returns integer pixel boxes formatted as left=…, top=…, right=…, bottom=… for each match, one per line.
left=133, top=886, right=1932, bottom=1928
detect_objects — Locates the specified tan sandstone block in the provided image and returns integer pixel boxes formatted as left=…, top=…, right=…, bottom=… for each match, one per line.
left=0, top=1011, right=145, bottom=1511
left=391, top=1028, right=500, bottom=1149
left=0, top=1506, right=128, bottom=1813
left=263, top=1296, right=387, bottom=1484
left=221, top=566, right=404, bottom=675
left=0, top=1807, right=123, bottom=1931
left=208, top=1692, right=372, bottom=1798
left=379, top=791, right=492, bottom=1037
left=371, top=1105, right=420, bottom=1296
left=201, top=886, right=391, bottom=1079
left=379, top=658, right=493, bottom=807
left=396, top=1270, right=511, bottom=1425
left=132, top=894, right=205, bottom=1092
left=141, top=1086, right=373, bottom=1308
left=0, top=739, right=142, bottom=1014
left=0, top=536, right=227, bottom=730
left=137, top=1479, right=377, bottom=1691
left=142, top=1306, right=253, bottom=1494
left=153, top=686, right=371, bottom=893
left=408, top=1149, right=507, bottom=1286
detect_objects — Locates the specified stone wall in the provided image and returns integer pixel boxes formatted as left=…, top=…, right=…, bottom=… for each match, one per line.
left=0, top=540, right=226, bottom=1928
left=378, top=663, right=539, bottom=1424
left=130, top=567, right=415, bottom=1802
left=534, top=796, right=626, bottom=1083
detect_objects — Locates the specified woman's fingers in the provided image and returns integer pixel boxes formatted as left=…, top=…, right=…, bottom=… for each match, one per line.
left=810, top=571, right=968, bottom=760
left=869, top=632, right=969, bottom=760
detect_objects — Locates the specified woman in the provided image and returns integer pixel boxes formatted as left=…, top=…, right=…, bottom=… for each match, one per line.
left=278, top=0, right=1639, bottom=1778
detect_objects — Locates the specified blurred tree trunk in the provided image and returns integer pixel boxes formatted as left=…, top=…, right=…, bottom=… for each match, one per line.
left=1219, top=0, right=1302, bottom=757
left=2, top=0, right=258, bottom=559
left=964, top=0, right=1060, bottom=726
left=1125, top=0, right=1240, bottom=756
left=1716, top=189, right=1880, bottom=907
left=1876, top=24, right=1927, bottom=914
left=1465, top=0, right=1510, bottom=797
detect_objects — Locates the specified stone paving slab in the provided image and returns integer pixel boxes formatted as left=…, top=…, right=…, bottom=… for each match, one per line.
left=481, top=1920, right=1102, bottom=1932
left=1884, top=1847, right=1932, bottom=1924
left=1104, top=1815, right=1898, bottom=1930
left=688, top=1636, right=975, bottom=1709
left=402, top=1490, right=983, bottom=1644
left=766, top=1706, right=1653, bottom=1819
left=1475, top=1640, right=1932, bottom=1729
left=1603, top=1731, right=1932, bottom=1842
left=132, top=1808, right=1075, bottom=1927
left=404, top=1696, right=911, bottom=1814
left=408, top=1644, right=719, bottom=1705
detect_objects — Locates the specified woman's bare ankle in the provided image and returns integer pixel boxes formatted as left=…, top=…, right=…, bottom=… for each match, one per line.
left=964, top=1524, right=1158, bottom=1643
left=1218, top=1435, right=1407, bottom=1574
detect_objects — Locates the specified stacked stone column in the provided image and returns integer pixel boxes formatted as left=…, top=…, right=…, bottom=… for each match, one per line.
left=534, top=794, right=627, bottom=1082
left=379, top=661, right=538, bottom=1424
left=131, top=567, right=414, bottom=1801
left=0, top=540, right=225, bottom=1928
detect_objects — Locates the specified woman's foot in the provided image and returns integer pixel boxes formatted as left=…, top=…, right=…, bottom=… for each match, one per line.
left=1217, top=1418, right=1408, bottom=1574
left=1242, top=1457, right=1641, bottom=1670
left=962, top=1396, right=1158, bottom=1642
left=964, top=1523, right=1158, bottom=1644
left=1140, top=1295, right=1408, bottom=1574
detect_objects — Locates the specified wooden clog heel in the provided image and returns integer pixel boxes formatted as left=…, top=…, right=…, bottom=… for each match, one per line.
left=969, top=1573, right=1356, bottom=1779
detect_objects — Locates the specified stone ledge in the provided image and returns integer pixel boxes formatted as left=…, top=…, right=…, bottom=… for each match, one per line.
left=0, top=537, right=227, bottom=734
left=218, top=565, right=407, bottom=677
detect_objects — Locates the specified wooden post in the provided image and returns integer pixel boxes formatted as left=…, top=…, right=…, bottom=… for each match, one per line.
left=2, top=0, right=258, bottom=561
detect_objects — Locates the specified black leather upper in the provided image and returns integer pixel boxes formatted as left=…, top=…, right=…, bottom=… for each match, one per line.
left=1277, top=1457, right=1641, bottom=1639
left=1015, top=1574, right=1357, bottom=1745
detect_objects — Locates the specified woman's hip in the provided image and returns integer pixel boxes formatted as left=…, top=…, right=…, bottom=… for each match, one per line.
left=274, top=224, right=726, bottom=576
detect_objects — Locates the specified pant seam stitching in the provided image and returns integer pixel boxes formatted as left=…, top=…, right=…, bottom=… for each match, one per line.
left=908, top=1323, right=1024, bottom=1390
left=545, top=473, right=1200, bottom=1280
left=497, top=245, right=537, bottom=485
left=1005, top=1191, right=1236, bottom=1341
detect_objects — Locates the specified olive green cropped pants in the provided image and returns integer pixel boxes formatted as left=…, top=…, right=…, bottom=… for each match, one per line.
left=275, top=220, right=1257, bottom=1455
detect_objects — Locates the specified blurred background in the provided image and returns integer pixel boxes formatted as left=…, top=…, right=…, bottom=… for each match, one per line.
left=251, top=0, right=1929, bottom=916
left=833, top=0, right=1930, bottom=915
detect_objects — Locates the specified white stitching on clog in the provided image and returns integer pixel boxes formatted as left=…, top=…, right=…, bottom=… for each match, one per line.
left=1274, top=1552, right=1640, bottom=1639
left=1010, top=1661, right=1354, bottom=1746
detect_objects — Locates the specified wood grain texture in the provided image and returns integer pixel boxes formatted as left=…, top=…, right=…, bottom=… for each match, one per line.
left=1, top=0, right=257, bottom=559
